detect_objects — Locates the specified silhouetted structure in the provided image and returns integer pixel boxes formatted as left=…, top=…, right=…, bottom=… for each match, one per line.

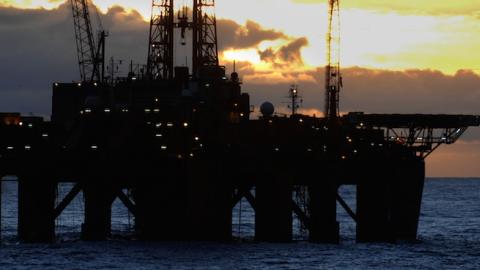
left=0, top=0, right=479, bottom=244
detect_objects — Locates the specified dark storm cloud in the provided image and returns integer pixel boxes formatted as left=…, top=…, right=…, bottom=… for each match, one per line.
left=258, top=37, right=309, bottom=67
left=244, top=67, right=480, bottom=115
left=0, top=3, right=149, bottom=116
left=242, top=67, right=480, bottom=140
left=217, top=19, right=288, bottom=50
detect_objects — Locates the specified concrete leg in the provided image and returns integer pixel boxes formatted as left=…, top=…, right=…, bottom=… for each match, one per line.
left=133, top=159, right=188, bottom=241
left=187, top=157, right=232, bottom=241
left=391, top=157, right=425, bottom=241
left=308, top=178, right=340, bottom=244
left=255, top=174, right=292, bottom=242
left=17, top=176, right=56, bottom=243
left=356, top=158, right=393, bottom=243
left=81, top=181, right=115, bottom=241
left=0, top=177, right=2, bottom=242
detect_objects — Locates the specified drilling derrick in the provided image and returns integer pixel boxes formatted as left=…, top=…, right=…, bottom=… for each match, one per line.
left=147, top=0, right=175, bottom=80
left=192, top=0, right=219, bottom=77
left=325, top=0, right=342, bottom=119
left=71, top=0, right=104, bottom=82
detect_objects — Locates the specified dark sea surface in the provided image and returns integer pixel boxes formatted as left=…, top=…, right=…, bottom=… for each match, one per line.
left=1, top=178, right=479, bottom=269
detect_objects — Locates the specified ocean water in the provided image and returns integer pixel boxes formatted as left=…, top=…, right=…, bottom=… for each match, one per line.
left=0, top=179, right=479, bottom=269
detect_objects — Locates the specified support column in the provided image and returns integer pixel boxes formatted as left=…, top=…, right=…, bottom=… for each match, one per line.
left=133, top=159, right=188, bottom=240
left=17, top=175, right=56, bottom=243
left=308, top=173, right=339, bottom=243
left=255, top=173, right=292, bottom=242
left=0, top=176, right=2, bottom=242
left=391, top=157, right=425, bottom=241
left=356, top=156, right=393, bottom=243
left=81, top=180, right=116, bottom=241
left=187, top=156, right=232, bottom=241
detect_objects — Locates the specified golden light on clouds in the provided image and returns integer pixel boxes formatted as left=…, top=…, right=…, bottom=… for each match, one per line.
left=223, top=49, right=261, bottom=65
left=1, top=0, right=479, bottom=74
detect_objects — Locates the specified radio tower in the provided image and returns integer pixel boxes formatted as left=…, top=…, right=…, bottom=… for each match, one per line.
left=325, top=0, right=342, bottom=119
left=147, top=0, right=175, bottom=80
left=192, top=0, right=219, bottom=77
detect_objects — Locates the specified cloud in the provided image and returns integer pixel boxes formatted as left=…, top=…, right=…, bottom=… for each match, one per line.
left=217, top=19, right=288, bottom=50
left=426, top=140, right=480, bottom=177
left=292, top=0, right=480, bottom=18
left=0, top=3, right=149, bottom=115
left=241, top=67, right=480, bottom=116
left=258, top=37, right=309, bottom=68
left=2, top=4, right=479, bottom=119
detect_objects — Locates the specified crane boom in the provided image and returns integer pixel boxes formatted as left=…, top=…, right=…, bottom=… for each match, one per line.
left=70, top=0, right=104, bottom=82
left=325, top=0, right=342, bottom=119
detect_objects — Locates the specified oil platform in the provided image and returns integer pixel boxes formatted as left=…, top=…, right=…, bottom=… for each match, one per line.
left=0, top=0, right=479, bottom=244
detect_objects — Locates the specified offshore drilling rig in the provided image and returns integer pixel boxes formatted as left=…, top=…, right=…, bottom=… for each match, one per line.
left=0, top=0, right=479, bottom=244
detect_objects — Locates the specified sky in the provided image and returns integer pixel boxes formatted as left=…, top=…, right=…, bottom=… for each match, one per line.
left=0, top=0, right=479, bottom=176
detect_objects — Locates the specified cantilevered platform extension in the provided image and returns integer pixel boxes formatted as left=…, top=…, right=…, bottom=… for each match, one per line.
left=346, top=113, right=480, bottom=157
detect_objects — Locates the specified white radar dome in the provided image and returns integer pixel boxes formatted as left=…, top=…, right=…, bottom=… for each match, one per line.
left=260, top=102, right=275, bottom=117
